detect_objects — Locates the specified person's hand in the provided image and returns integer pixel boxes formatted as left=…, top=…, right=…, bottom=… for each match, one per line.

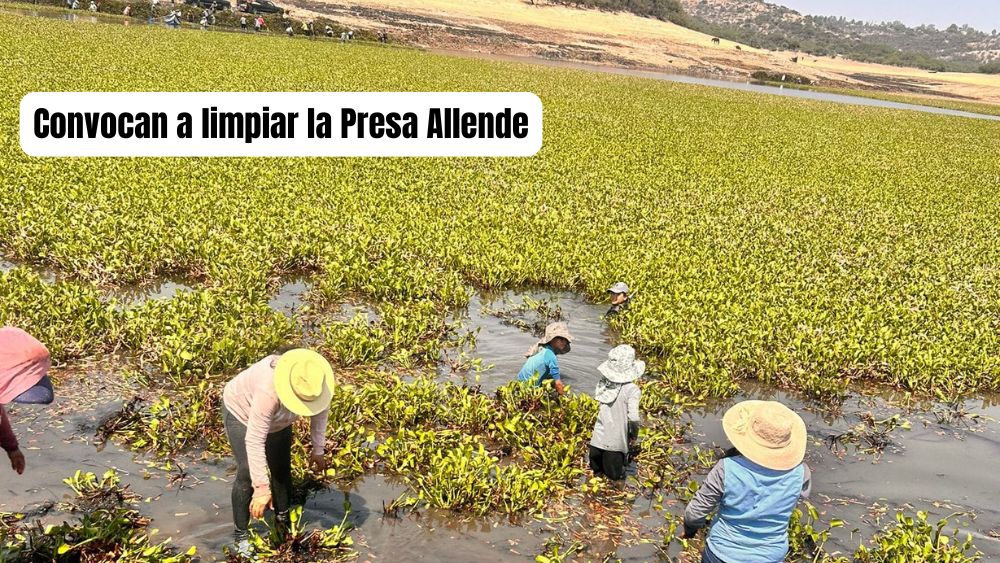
left=249, top=492, right=272, bottom=519
left=8, top=449, right=25, bottom=475
left=310, top=453, right=327, bottom=473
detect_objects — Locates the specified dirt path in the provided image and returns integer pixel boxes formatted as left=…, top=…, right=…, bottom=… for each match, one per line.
left=276, top=0, right=1000, bottom=105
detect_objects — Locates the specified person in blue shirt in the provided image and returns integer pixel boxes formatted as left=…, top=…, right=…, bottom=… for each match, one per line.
left=517, top=322, right=573, bottom=395
left=681, top=400, right=811, bottom=563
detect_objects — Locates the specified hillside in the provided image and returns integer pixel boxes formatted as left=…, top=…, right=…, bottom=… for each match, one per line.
left=679, top=0, right=1000, bottom=72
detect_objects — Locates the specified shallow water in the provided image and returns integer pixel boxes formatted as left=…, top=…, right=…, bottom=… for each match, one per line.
left=269, top=277, right=312, bottom=317
left=686, top=387, right=1000, bottom=555
left=429, top=49, right=1000, bottom=122
left=111, top=277, right=194, bottom=308
left=446, top=290, right=618, bottom=393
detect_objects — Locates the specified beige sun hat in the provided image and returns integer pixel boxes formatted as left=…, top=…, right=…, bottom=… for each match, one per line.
left=273, top=349, right=335, bottom=417
left=722, top=400, right=807, bottom=471
left=524, top=322, right=574, bottom=357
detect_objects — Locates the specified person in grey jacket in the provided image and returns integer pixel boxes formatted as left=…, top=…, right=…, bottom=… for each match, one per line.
left=588, top=345, right=643, bottom=481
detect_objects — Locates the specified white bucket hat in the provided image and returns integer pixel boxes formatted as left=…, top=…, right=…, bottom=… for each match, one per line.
left=722, top=400, right=807, bottom=471
left=597, top=344, right=645, bottom=384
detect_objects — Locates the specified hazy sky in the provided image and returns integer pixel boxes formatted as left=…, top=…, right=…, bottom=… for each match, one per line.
left=779, top=0, right=1000, bottom=32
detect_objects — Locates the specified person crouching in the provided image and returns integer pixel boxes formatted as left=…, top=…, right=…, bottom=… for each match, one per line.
left=682, top=400, right=811, bottom=563
left=588, top=345, right=643, bottom=481
left=223, top=348, right=334, bottom=557
left=517, top=322, right=573, bottom=395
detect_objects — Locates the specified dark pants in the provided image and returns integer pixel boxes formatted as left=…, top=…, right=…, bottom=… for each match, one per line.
left=701, top=544, right=727, bottom=563
left=588, top=445, right=626, bottom=481
left=224, top=409, right=293, bottom=534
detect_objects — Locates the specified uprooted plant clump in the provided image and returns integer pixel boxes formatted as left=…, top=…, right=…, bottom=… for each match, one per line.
left=0, top=470, right=197, bottom=562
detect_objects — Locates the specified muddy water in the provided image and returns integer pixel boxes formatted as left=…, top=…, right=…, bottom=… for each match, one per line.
left=111, top=278, right=195, bottom=308
left=447, top=290, right=618, bottom=393
left=686, top=388, right=1000, bottom=556
left=269, top=277, right=312, bottom=317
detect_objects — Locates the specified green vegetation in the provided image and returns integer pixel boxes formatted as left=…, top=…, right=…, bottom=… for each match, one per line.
left=0, top=11, right=996, bottom=560
left=0, top=470, right=196, bottom=562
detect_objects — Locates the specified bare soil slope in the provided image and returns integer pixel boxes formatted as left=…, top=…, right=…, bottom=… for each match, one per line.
left=279, top=0, right=1000, bottom=105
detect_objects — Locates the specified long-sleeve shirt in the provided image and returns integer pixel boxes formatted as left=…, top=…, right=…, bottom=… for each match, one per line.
left=0, top=405, right=17, bottom=453
left=589, top=382, right=641, bottom=454
left=517, top=346, right=560, bottom=385
left=684, top=457, right=812, bottom=531
left=223, top=355, right=329, bottom=495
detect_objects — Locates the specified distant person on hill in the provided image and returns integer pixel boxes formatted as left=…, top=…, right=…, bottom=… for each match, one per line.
left=88, top=0, right=97, bottom=12
left=285, top=24, right=293, bottom=37
left=325, top=24, right=333, bottom=38
left=223, top=349, right=334, bottom=557
left=589, top=345, right=643, bottom=482
left=200, top=14, right=208, bottom=30
left=681, top=400, right=811, bottom=563
left=254, top=15, right=264, bottom=32
left=517, top=322, right=573, bottom=395
left=240, top=15, right=247, bottom=31
left=123, top=4, right=131, bottom=16
left=605, top=281, right=631, bottom=317
left=0, top=327, right=55, bottom=477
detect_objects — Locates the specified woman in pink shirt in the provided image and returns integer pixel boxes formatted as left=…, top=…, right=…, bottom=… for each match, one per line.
left=223, top=348, right=335, bottom=555
left=0, top=327, right=55, bottom=476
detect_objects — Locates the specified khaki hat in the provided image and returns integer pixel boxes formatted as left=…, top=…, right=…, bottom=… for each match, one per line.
left=273, top=349, right=335, bottom=417
left=722, top=400, right=806, bottom=471
left=524, top=322, right=574, bottom=357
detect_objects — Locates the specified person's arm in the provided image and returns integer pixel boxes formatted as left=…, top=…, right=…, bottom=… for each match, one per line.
left=0, top=406, right=18, bottom=453
left=800, top=463, right=812, bottom=499
left=309, top=407, right=329, bottom=470
left=627, top=386, right=641, bottom=441
left=682, top=460, right=726, bottom=538
left=245, top=393, right=278, bottom=498
left=547, top=352, right=565, bottom=394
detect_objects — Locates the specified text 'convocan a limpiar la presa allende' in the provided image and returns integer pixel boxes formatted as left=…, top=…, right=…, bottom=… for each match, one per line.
left=31, top=107, right=531, bottom=143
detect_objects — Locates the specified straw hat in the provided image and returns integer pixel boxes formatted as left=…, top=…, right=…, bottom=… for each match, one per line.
left=722, top=400, right=806, bottom=471
left=525, top=322, right=574, bottom=357
left=273, top=349, right=335, bottom=417
left=597, top=344, right=645, bottom=384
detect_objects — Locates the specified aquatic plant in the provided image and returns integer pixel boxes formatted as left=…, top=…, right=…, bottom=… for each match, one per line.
left=233, top=507, right=355, bottom=562
left=0, top=470, right=196, bottom=562
left=854, top=511, right=981, bottom=562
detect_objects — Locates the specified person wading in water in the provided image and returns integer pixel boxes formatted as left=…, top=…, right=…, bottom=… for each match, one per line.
left=222, top=348, right=335, bottom=557
left=605, top=281, right=631, bottom=317
left=516, top=322, right=573, bottom=395
left=588, top=345, right=643, bottom=481
left=0, top=327, right=55, bottom=476
left=682, top=400, right=811, bottom=563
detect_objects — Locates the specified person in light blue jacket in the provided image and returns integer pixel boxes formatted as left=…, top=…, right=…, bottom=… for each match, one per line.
left=516, top=322, right=573, bottom=395
left=682, top=400, right=811, bottom=563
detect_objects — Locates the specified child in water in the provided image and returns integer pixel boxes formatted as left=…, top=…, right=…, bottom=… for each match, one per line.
left=516, top=322, right=573, bottom=394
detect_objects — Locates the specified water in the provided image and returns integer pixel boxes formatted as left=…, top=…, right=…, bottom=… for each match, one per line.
left=686, top=387, right=1000, bottom=555
left=111, top=278, right=194, bottom=308
left=269, top=277, right=312, bottom=317
left=447, top=290, right=618, bottom=393
left=430, top=50, right=1000, bottom=122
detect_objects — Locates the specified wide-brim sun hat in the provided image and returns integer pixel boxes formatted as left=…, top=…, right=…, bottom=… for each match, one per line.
left=722, top=400, right=807, bottom=471
left=273, top=349, right=335, bottom=417
left=540, top=321, right=574, bottom=345
left=597, top=344, right=645, bottom=384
